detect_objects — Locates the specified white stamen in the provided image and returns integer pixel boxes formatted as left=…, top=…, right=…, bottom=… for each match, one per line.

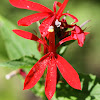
left=55, top=19, right=61, bottom=27
left=49, top=26, right=54, bottom=30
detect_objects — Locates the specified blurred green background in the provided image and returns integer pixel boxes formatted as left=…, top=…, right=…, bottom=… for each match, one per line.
left=0, top=0, right=100, bottom=100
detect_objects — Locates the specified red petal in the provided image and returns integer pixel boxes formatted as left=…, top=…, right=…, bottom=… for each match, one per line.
left=18, top=13, right=50, bottom=26
left=84, top=32, right=89, bottom=35
left=9, top=0, right=52, bottom=13
left=57, top=2, right=62, bottom=7
left=56, top=0, right=69, bottom=19
left=45, top=57, right=57, bottom=100
left=39, top=15, right=55, bottom=37
left=38, top=42, right=41, bottom=52
left=53, top=1, right=58, bottom=13
left=13, top=29, right=45, bottom=45
left=56, top=54, right=81, bottom=90
left=62, top=13, right=78, bottom=23
left=75, top=25, right=81, bottom=33
left=77, top=33, right=85, bottom=47
left=56, top=36, right=72, bottom=48
left=23, top=53, right=50, bottom=90
left=43, top=38, right=48, bottom=54
left=71, top=32, right=77, bottom=40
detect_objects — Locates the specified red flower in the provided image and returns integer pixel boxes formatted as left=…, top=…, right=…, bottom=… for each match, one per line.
left=56, top=25, right=89, bottom=47
left=13, top=29, right=81, bottom=100
left=9, top=0, right=78, bottom=37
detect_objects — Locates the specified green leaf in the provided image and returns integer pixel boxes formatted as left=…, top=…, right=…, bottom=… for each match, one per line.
left=0, top=15, right=41, bottom=60
left=90, top=80, right=100, bottom=100
left=54, top=74, right=100, bottom=100
left=0, top=56, right=37, bottom=69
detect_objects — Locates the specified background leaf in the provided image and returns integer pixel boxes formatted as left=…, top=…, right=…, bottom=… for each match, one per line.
left=0, top=15, right=41, bottom=61
left=0, top=56, right=37, bottom=69
left=53, top=74, right=100, bottom=100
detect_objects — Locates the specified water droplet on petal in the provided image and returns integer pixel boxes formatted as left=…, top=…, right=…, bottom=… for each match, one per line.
left=27, top=6, right=29, bottom=8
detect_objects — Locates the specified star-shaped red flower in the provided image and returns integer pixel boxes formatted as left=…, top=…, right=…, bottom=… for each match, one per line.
left=9, top=0, right=78, bottom=37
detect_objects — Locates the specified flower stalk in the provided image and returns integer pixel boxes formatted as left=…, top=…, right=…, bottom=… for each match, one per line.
left=5, top=69, right=26, bottom=80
